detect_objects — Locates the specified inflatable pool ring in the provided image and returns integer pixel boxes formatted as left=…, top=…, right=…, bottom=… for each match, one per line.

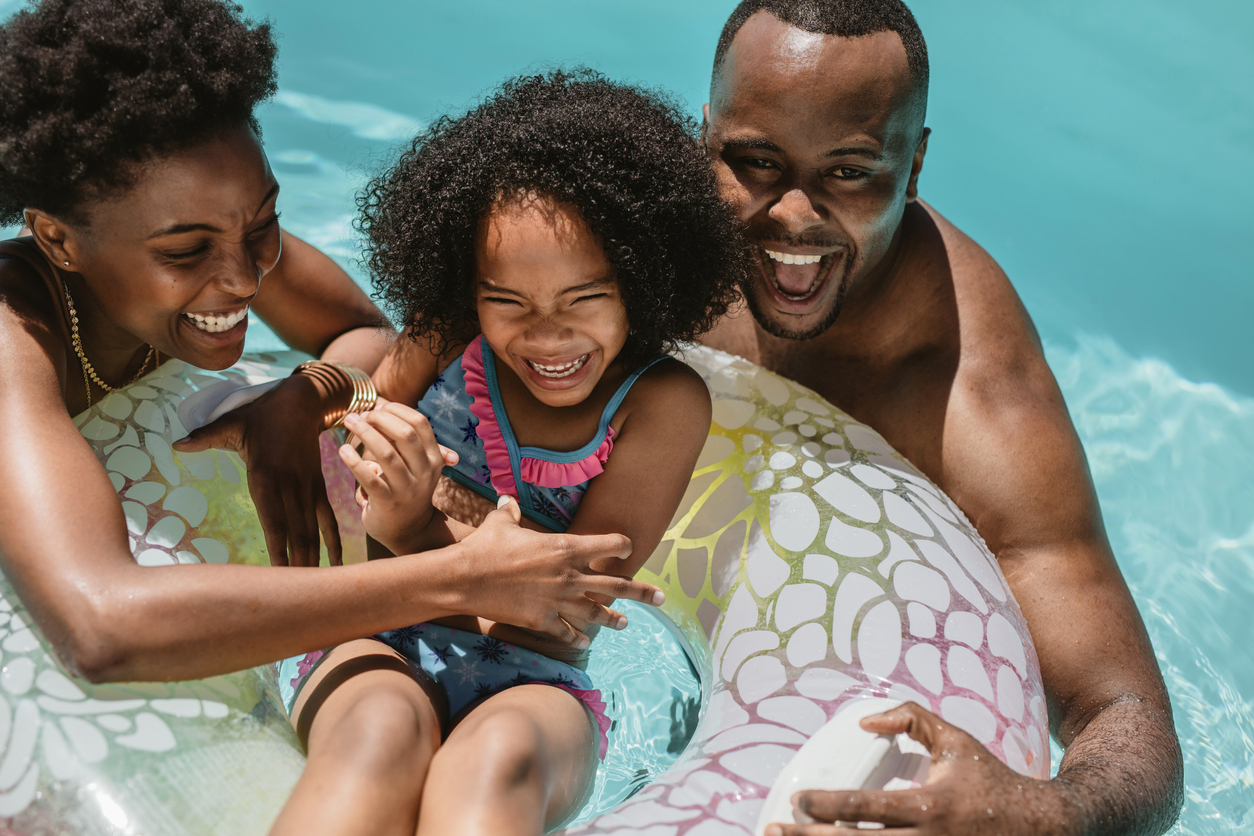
left=0, top=346, right=1048, bottom=835
left=563, top=346, right=1050, bottom=835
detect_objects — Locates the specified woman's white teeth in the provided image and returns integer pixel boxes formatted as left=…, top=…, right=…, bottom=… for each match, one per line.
left=527, top=354, right=589, bottom=379
left=184, top=308, right=248, bottom=333
left=764, top=249, right=823, bottom=265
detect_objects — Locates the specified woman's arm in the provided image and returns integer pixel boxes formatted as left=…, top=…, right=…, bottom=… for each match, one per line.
left=358, top=361, right=711, bottom=660
left=0, top=283, right=660, bottom=684
left=172, top=230, right=396, bottom=566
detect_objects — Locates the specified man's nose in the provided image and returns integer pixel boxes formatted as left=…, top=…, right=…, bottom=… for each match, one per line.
left=768, top=188, right=824, bottom=234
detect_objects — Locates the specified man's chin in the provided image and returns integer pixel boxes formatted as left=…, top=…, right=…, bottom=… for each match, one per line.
left=742, top=280, right=844, bottom=341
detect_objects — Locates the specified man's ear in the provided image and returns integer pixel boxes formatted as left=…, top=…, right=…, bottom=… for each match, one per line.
left=701, top=103, right=711, bottom=145
left=905, top=127, right=930, bottom=203
left=23, top=208, right=79, bottom=271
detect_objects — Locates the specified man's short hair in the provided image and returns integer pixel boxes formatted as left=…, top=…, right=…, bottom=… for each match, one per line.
left=712, top=0, right=929, bottom=99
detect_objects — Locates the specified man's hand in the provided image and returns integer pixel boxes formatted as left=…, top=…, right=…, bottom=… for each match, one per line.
left=173, top=375, right=340, bottom=567
left=338, top=401, right=456, bottom=555
left=768, top=702, right=1072, bottom=836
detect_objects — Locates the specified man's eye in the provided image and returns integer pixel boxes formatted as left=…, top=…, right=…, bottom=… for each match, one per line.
left=830, top=167, right=867, bottom=180
left=742, top=157, right=776, bottom=170
left=483, top=296, right=522, bottom=306
left=574, top=293, right=608, bottom=304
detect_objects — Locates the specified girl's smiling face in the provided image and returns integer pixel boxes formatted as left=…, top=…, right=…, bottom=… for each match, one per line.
left=475, top=196, right=629, bottom=409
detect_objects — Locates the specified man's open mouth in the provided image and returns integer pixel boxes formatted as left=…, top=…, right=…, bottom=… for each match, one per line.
left=758, top=247, right=840, bottom=304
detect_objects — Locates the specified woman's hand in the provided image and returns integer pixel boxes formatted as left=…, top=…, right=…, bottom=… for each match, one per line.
left=338, top=401, right=457, bottom=554
left=453, top=497, right=664, bottom=649
left=173, top=374, right=339, bottom=567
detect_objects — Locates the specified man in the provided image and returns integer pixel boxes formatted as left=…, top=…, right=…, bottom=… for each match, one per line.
left=701, top=1, right=1183, bottom=834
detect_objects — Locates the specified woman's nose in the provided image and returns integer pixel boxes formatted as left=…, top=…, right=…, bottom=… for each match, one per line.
left=768, top=188, right=824, bottom=234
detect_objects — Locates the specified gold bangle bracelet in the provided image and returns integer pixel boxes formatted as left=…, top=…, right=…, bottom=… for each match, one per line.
left=292, top=360, right=378, bottom=431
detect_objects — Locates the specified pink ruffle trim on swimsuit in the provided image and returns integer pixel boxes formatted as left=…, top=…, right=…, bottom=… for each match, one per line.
left=462, top=337, right=518, bottom=499
left=553, top=684, right=611, bottom=760
left=463, top=335, right=619, bottom=493
left=518, top=427, right=615, bottom=488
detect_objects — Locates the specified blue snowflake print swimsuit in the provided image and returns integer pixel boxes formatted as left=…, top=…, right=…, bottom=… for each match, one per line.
left=278, top=337, right=668, bottom=759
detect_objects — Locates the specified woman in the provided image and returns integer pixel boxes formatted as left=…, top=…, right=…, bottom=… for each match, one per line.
left=0, top=0, right=659, bottom=686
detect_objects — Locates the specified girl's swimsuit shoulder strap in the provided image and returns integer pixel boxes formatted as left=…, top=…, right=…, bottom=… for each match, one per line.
left=598, top=354, right=674, bottom=428
left=0, top=237, right=74, bottom=345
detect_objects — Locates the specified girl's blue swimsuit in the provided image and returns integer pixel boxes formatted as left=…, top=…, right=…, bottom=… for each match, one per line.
left=279, top=336, right=668, bottom=758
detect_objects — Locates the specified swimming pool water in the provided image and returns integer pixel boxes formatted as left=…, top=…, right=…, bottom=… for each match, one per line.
left=2, top=0, right=1250, bottom=832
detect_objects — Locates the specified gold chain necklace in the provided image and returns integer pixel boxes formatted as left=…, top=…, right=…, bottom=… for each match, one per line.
left=59, top=278, right=156, bottom=407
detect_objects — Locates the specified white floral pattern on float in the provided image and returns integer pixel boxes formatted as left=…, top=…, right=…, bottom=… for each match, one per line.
left=0, top=346, right=1046, bottom=835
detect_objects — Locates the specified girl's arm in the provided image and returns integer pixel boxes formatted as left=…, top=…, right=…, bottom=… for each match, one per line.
left=353, top=361, right=711, bottom=659
left=172, top=230, right=395, bottom=567
left=0, top=280, right=660, bottom=684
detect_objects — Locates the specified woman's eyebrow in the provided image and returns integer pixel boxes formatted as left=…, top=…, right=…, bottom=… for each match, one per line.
left=146, top=184, right=281, bottom=239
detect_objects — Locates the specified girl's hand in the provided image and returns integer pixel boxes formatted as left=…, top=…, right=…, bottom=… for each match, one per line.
left=456, top=496, right=665, bottom=649
left=173, top=375, right=339, bottom=567
left=338, top=401, right=457, bottom=554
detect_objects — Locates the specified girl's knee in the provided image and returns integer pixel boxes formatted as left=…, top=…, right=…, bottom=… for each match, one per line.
left=444, top=708, right=551, bottom=788
left=309, top=680, right=442, bottom=773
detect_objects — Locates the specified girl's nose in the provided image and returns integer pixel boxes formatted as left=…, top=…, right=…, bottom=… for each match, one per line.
left=523, top=313, right=574, bottom=345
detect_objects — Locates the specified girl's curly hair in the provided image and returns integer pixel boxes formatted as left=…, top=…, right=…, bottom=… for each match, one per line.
left=358, top=69, right=749, bottom=367
left=0, top=0, right=277, bottom=226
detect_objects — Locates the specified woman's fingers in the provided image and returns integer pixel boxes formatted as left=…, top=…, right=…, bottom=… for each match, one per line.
left=579, top=565, right=665, bottom=607
left=283, top=484, right=321, bottom=568
left=534, top=616, right=592, bottom=650
left=248, top=469, right=290, bottom=566
left=172, top=412, right=244, bottom=453
left=315, top=493, right=343, bottom=566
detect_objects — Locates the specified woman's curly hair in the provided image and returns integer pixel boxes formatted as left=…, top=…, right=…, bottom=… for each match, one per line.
left=0, top=0, right=277, bottom=226
left=358, top=69, right=749, bottom=367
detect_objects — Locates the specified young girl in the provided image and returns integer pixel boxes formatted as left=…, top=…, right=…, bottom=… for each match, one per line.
left=271, top=71, right=748, bottom=836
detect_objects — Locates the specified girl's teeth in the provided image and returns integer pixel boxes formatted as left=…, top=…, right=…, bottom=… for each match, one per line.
left=184, top=308, right=248, bottom=333
left=528, top=355, right=589, bottom=378
left=764, top=249, right=823, bottom=265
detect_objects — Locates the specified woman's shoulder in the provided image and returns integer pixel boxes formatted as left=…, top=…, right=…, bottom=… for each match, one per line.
left=0, top=238, right=63, bottom=335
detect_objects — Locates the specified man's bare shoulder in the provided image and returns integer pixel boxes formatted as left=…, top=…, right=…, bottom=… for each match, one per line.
left=918, top=202, right=1048, bottom=386
left=917, top=203, right=1099, bottom=556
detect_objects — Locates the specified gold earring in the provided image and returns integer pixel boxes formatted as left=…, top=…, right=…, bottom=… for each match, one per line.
left=63, top=261, right=70, bottom=266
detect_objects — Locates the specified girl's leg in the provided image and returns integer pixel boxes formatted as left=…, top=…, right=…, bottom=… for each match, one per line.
left=270, top=639, right=448, bottom=836
left=415, top=684, right=598, bottom=836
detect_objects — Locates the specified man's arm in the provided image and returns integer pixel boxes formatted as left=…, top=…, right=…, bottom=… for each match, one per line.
left=776, top=217, right=1182, bottom=835
left=943, top=341, right=1182, bottom=834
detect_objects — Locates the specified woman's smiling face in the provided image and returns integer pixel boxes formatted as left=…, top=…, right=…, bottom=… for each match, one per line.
left=474, top=196, right=629, bottom=409
left=59, top=124, right=283, bottom=370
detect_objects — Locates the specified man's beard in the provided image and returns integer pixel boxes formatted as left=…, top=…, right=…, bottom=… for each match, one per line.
left=740, top=273, right=849, bottom=341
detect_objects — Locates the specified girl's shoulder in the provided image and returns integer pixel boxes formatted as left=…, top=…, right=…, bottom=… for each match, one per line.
left=612, top=356, right=710, bottom=430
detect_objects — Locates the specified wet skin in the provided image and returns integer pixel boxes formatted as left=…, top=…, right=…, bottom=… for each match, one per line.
left=0, top=126, right=662, bottom=685
left=703, top=12, right=1182, bottom=836
left=276, top=198, right=711, bottom=836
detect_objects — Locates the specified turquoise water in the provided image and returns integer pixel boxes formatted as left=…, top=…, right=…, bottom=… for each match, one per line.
left=2, top=0, right=1250, bottom=831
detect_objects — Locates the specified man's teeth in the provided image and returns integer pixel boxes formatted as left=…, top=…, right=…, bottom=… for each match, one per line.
left=527, top=355, right=589, bottom=379
left=764, top=249, right=824, bottom=265
left=184, top=308, right=248, bottom=333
